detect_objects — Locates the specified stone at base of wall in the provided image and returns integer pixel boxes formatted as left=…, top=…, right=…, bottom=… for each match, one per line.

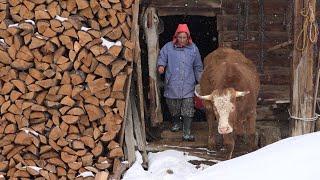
left=257, top=125, right=282, bottom=147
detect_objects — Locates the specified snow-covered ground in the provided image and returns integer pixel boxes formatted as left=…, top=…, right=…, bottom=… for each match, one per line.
left=123, top=131, right=320, bottom=180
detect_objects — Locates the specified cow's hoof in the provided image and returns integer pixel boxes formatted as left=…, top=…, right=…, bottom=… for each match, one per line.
left=225, top=151, right=234, bottom=160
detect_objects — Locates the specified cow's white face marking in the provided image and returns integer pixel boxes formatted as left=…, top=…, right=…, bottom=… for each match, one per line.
left=213, top=91, right=234, bottom=134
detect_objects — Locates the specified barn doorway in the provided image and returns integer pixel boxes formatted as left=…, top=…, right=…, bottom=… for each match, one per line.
left=158, top=15, right=218, bottom=124
left=143, top=15, right=219, bottom=148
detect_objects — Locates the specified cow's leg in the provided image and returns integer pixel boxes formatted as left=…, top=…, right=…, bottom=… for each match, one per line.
left=247, top=110, right=257, bottom=152
left=223, top=133, right=235, bottom=159
left=205, top=107, right=216, bottom=150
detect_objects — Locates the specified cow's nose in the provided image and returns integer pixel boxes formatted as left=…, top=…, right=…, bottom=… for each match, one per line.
left=219, top=127, right=230, bottom=134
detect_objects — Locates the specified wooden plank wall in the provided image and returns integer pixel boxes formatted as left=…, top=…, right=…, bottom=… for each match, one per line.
left=218, top=0, right=292, bottom=103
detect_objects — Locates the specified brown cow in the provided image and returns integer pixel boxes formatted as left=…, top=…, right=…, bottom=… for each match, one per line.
left=195, top=47, right=260, bottom=159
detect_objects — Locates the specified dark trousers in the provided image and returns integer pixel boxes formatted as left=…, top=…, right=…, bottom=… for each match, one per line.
left=165, top=98, right=195, bottom=118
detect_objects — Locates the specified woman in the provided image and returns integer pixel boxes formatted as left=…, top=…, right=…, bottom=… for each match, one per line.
left=157, top=24, right=203, bottom=141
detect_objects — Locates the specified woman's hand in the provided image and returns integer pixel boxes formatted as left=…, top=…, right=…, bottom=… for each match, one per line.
left=158, top=66, right=165, bottom=74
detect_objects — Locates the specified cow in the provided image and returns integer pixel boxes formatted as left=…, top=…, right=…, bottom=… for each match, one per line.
left=195, top=47, right=260, bottom=159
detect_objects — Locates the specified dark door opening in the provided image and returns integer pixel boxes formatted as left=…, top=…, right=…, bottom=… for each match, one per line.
left=158, top=15, right=219, bottom=123
left=159, top=15, right=218, bottom=59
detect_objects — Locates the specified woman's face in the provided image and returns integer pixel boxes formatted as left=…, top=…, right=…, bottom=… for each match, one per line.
left=177, top=32, right=188, bottom=46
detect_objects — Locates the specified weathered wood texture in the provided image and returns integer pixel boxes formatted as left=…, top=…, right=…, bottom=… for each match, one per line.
left=122, top=0, right=148, bottom=170
left=146, top=0, right=221, bottom=16
left=218, top=0, right=292, bottom=103
left=124, top=87, right=136, bottom=165
left=0, top=0, right=135, bottom=178
left=143, top=7, right=163, bottom=126
left=291, top=0, right=317, bottom=135
left=135, top=17, right=146, bottom=148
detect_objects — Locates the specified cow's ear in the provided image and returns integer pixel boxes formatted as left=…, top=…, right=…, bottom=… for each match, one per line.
left=235, top=91, right=250, bottom=97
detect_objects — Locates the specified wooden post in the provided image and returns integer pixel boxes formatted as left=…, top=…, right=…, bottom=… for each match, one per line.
left=131, top=88, right=148, bottom=168
left=124, top=87, right=136, bottom=165
left=291, top=0, right=317, bottom=136
left=143, top=7, right=163, bottom=126
left=132, top=0, right=148, bottom=167
left=134, top=5, right=147, bottom=145
left=314, top=52, right=320, bottom=131
left=119, top=0, right=140, bottom=147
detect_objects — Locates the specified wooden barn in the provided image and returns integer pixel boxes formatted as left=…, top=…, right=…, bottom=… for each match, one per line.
left=131, top=0, right=320, bottom=169
left=0, top=0, right=319, bottom=179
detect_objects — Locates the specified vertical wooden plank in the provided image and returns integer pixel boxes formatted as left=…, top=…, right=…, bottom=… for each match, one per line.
left=119, top=0, right=140, bottom=147
left=236, top=0, right=242, bottom=50
left=314, top=52, right=320, bottom=130
left=121, top=0, right=141, bottom=168
left=124, top=87, right=136, bottom=165
left=133, top=0, right=147, bottom=146
left=286, top=0, right=293, bottom=41
left=217, top=0, right=226, bottom=47
left=131, top=88, right=148, bottom=168
left=291, top=0, right=317, bottom=135
left=243, top=0, right=249, bottom=56
left=143, top=7, right=163, bottom=126
left=258, top=0, right=265, bottom=74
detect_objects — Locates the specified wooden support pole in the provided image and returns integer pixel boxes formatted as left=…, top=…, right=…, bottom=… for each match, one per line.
left=131, top=0, right=148, bottom=167
left=143, top=7, right=163, bottom=126
left=132, top=0, right=148, bottom=151
left=131, top=88, right=148, bottom=168
left=119, top=0, right=141, bottom=147
left=314, top=51, right=320, bottom=131
left=291, top=0, right=317, bottom=136
left=124, top=87, right=136, bottom=166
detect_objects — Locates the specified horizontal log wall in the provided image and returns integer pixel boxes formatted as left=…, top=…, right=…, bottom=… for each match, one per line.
left=218, top=0, right=291, bottom=103
left=217, top=0, right=292, bottom=122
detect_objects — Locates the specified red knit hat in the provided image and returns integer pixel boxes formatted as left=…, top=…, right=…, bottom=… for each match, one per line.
left=172, top=24, right=192, bottom=46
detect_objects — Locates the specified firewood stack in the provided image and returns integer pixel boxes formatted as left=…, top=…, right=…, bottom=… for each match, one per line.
left=0, top=0, right=134, bottom=179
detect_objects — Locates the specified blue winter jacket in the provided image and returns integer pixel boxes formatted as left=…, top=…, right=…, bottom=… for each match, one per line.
left=157, top=42, right=203, bottom=99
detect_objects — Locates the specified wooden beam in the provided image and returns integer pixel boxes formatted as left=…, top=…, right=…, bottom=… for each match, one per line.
left=133, top=0, right=147, bottom=151
left=314, top=52, right=320, bottom=131
left=147, top=0, right=221, bottom=9
left=119, top=0, right=140, bottom=147
left=157, top=8, right=216, bottom=17
left=121, top=0, right=145, bottom=169
left=291, top=0, right=317, bottom=135
left=124, top=88, right=136, bottom=165
left=131, top=88, right=148, bottom=168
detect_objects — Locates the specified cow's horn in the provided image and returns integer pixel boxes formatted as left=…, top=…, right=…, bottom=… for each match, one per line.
left=194, top=84, right=212, bottom=100
left=235, top=91, right=250, bottom=97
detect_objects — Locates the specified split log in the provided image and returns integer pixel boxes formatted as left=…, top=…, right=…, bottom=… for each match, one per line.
left=95, top=171, right=109, bottom=180
left=106, top=26, right=122, bottom=40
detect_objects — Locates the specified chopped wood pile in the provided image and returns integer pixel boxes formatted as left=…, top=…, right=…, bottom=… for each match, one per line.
left=0, top=0, right=135, bottom=179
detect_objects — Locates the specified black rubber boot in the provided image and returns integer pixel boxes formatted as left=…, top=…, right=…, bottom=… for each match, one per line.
left=182, top=116, right=195, bottom=141
left=170, top=115, right=181, bottom=132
